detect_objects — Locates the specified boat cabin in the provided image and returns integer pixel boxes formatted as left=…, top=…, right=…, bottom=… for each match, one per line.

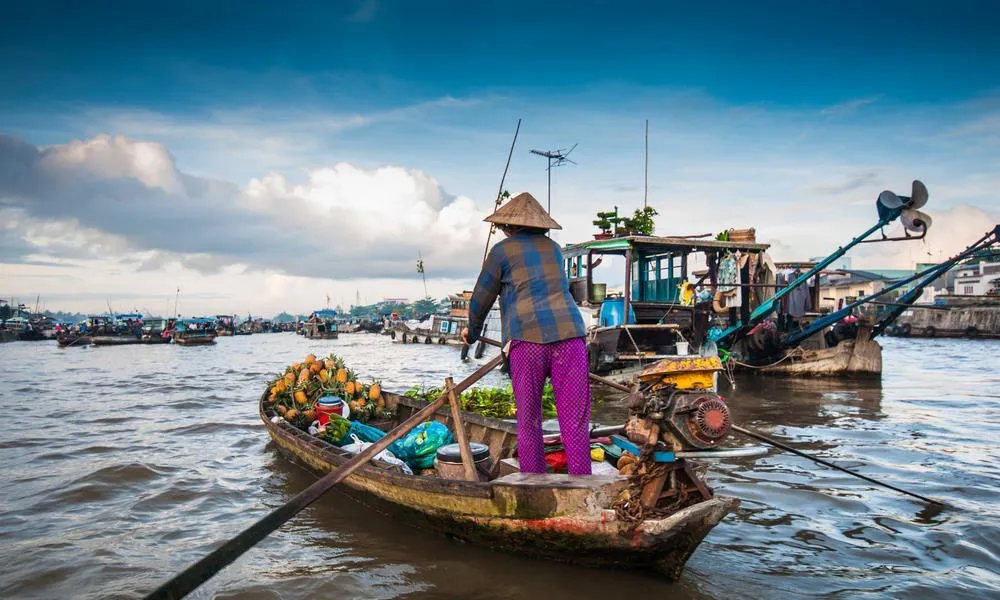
left=175, top=317, right=215, bottom=332
left=304, top=309, right=339, bottom=339
left=430, top=291, right=472, bottom=339
left=449, top=291, right=472, bottom=318
left=563, top=234, right=770, bottom=374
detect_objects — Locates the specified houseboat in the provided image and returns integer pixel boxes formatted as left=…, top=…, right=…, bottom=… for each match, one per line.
left=172, top=318, right=218, bottom=345
left=140, top=318, right=175, bottom=344
left=91, top=313, right=146, bottom=346
left=302, top=309, right=339, bottom=339
left=562, top=234, right=769, bottom=381
left=57, top=315, right=113, bottom=347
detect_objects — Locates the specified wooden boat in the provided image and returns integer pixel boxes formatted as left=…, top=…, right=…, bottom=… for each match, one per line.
left=139, top=318, right=174, bottom=344
left=173, top=331, right=217, bottom=345
left=735, top=319, right=882, bottom=377
left=173, top=318, right=218, bottom=345
left=753, top=337, right=882, bottom=376
left=303, top=309, right=339, bottom=339
left=57, top=334, right=90, bottom=346
left=260, top=390, right=738, bottom=580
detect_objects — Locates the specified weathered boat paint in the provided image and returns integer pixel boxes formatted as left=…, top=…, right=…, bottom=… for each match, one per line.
left=260, top=390, right=737, bottom=579
left=757, top=337, right=882, bottom=377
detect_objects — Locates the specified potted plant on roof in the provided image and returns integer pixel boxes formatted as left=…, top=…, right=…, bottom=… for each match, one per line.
left=621, top=206, right=658, bottom=237
left=593, top=208, right=623, bottom=239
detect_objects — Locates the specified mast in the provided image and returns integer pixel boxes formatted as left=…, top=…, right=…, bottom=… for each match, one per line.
left=417, top=252, right=429, bottom=299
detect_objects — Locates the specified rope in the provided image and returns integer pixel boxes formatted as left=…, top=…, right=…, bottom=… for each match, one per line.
left=730, top=347, right=805, bottom=370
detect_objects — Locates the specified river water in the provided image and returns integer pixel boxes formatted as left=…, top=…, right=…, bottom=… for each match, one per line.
left=0, top=334, right=997, bottom=599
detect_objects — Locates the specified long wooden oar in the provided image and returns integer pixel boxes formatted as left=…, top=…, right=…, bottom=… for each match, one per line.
left=143, top=353, right=505, bottom=600
left=482, top=337, right=947, bottom=508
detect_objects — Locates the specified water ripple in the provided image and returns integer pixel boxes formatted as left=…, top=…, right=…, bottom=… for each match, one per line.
left=0, top=333, right=997, bottom=599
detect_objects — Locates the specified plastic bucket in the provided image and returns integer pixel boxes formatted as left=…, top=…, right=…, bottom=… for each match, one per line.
left=316, top=396, right=348, bottom=425
left=675, top=341, right=690, bottom=356
left=598, top=298, right=636, bottom=327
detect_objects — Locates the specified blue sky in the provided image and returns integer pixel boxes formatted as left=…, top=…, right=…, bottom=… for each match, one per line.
left=1, top=0, right=998, bottom=314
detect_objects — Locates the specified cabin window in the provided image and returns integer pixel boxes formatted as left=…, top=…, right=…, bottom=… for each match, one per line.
left=963, top=285, right=974, bottom=294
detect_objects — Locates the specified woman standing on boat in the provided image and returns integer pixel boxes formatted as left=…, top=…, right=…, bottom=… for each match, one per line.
left=462, top=192, right=592, bottom=475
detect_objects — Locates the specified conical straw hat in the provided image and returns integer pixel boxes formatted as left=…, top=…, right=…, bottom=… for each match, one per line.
left=484, top=192, right=562, bottom=230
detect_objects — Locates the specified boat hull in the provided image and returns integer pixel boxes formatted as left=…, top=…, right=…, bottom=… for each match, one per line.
left=303, top=332, right=338, bottom=339
left=91, top=336, right=143, bottom=346
left=261, top=393, right=736, bottom=579
left=755, top=337, right=882, bottom=377
left=173, top=335, right=217, bottom=345
left=57, top=335, right=91, bottom=347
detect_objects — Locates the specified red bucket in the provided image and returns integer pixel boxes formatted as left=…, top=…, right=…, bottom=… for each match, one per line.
left=315, top=396, right=347, bottom=426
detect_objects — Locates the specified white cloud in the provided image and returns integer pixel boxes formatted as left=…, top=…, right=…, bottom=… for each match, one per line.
left=3, top=86, right=999, bottom=313
left=0, top=133, right=490, bottom=286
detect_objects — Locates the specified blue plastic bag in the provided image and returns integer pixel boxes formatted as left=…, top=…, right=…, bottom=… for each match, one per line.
left=389, top=421, right=454, bottom=471
left=342, top=420, right=387, bottom=445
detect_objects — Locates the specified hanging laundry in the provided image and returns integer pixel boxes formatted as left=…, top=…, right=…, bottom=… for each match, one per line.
left=787, top=270, right=812, bottom=317
left=730, top=253, right=744, bottom=308
left=755, top=252, right=777, bottom=306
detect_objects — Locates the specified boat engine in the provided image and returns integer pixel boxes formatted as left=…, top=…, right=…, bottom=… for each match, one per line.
left=626, top=355, right=732, bottom=452
left=628, top=388, right=731, bottom=451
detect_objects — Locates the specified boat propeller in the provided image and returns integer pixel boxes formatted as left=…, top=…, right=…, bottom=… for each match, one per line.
left=871, top=180, right=932, bottom=241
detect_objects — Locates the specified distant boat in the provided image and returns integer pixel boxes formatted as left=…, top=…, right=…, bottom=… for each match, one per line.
left=173, top=318, right=218, bottom=345
left=140, top=318, right=175, bottom=344
left=302, top=309, right=339, bottom=339
left=90, top=313, right=145, bottom=346
left=215, top=315, right=236, bottom=336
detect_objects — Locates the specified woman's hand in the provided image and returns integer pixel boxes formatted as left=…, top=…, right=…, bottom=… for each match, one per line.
left=461, top=327, right=470, bottom=344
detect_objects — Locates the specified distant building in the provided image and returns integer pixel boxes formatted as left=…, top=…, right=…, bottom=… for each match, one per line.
left=953, top=260, right=1000, bottom=296
left=382, top=297, right=409, bottom=304
left=819, top=269, right=898, bottom=309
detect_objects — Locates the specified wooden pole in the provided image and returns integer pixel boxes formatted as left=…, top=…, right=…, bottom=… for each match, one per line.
left=731, top=425, right=946, bottom=507
left=624, top=247, right=633, bottom=327
left=445, top=376, right=478, bottom=481
left=143, top=354, right=505, bottom=600
left=580, top=364, right=947, bottom=508
left=482, top=118, right=522, bottom=265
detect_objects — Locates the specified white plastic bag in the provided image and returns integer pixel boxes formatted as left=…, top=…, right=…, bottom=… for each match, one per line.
left=340, top=434, right=413, bottom=475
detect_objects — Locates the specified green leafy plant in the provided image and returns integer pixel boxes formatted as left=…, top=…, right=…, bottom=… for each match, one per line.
left=405, top=383, right=557, bottom=419
left=621, top=206, right=658, bottom=236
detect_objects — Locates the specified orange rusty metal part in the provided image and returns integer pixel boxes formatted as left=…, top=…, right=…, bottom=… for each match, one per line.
left=638, top=356, right=722, bottom=390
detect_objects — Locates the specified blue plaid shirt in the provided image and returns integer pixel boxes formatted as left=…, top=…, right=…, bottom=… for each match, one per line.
left=467, top=232, right=586, bottom=345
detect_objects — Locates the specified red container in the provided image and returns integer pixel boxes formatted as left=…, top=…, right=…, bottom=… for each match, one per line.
left=315, top=396, right=347, bottom=426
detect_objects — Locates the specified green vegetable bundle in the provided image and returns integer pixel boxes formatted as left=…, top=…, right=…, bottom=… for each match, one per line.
left=404, top=382, right=558, bottom=419
left=317, top=415, right=351, bottom=445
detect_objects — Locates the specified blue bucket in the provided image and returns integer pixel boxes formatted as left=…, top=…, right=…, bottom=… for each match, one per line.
left=599, top=298, right=636, bottom=327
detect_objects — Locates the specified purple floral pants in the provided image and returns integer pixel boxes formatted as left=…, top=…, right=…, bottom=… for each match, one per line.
left=508, top=336, right=592, bottom=475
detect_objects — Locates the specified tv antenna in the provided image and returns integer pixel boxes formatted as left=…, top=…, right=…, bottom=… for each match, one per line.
left=530, top=144, right=577, bottom=214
